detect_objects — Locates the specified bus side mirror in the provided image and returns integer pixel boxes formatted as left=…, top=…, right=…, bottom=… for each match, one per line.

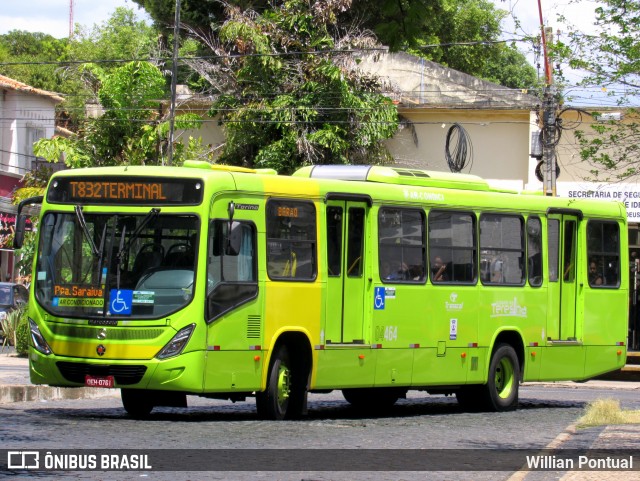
left=226, top=221, right=242, bottom=256
left=13, top=195, right=43, bottom=249
left=13, top=215, right=27, bottom=249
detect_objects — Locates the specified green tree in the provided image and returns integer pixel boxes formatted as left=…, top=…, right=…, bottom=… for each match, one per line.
left=0, top=30, right=70, bottom=92
left=202, top=0, right=398, bottom=173
left=134, top=0, right=535, bottom=88
left=34, top=61, right=202, bottom=167
left=555, top=0, right=640, bottom=180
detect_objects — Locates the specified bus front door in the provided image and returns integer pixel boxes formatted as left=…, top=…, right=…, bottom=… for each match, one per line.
left=325, top=200, right=368, bottom=344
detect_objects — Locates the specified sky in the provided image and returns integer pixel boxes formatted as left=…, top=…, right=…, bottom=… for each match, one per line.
left=0, top=0, right=150, bottom=38
left=0, top=0, right=596, bottom=41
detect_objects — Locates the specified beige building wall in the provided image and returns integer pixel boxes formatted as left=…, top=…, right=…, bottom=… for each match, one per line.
left=387, top=109, right=532, bottom=187
left=549, top=109, right=640, bottom=224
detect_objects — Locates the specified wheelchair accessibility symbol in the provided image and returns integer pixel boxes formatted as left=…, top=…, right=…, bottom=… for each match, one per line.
left=109, top=289, right=133, bottom=315
left=374, top=287, right=385, bottom=310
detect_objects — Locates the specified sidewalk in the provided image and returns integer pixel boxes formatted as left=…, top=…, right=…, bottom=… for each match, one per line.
left=0, top=348, right=117, bottom=403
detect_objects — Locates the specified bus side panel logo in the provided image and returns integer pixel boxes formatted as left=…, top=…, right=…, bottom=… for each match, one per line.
left=374, top=287, right=385, bottom=310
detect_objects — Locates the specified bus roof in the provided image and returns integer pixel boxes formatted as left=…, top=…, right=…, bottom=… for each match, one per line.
left=293, top=165, right=491, bottom=192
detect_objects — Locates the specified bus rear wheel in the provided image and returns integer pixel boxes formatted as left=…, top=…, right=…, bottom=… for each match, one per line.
left=256, top=345, right=305, bottom=420
left=121, top=389, right=154, bottom=418
left=482, top=343, right=520, bottom=411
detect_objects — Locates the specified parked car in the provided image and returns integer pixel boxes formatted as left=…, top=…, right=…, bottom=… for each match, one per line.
left=0, top=282, right=29, bottom=326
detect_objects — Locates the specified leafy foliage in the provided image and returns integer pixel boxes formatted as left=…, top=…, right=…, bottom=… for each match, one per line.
left=554, top=0, right=640, bottom=180
left=0, top=30, right=69, bottom=93
left=34, top=61, right=202, bottom=167
left=201, top=0, right=398, bottom=173
left=15, top=308, right=30, bottom=356
left=134, top=0, right=536, bottom=88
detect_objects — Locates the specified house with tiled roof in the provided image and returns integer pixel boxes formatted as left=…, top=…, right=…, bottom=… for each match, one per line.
left=0, top=74, right=63, bottom=280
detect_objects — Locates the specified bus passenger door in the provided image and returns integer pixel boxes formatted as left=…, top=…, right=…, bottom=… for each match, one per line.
left=325, top=200, right=368, bottom=344
left=547, top=214, right=579, bottom=341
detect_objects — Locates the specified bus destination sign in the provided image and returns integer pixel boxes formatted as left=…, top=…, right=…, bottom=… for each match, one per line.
left=47, top=177, right=203, bottom=205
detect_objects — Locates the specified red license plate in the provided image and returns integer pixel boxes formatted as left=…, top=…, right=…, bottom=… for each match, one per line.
left=84, top=375, right=115, bottom=388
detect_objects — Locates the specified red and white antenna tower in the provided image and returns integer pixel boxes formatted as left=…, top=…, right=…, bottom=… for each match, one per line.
left=69, top=0, right=74, bottom=38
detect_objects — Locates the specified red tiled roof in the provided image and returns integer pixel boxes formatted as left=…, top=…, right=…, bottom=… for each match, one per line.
left=0, top=74, right=64, bottom=103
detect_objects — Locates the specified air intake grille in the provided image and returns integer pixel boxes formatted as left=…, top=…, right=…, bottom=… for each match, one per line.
left=247, top=315, right=261, bottom=339
left=392, top=168, right=430, bottom=178
left=56, top=362, right=147, bottom=385
left=49, top=324, right=164, bottom=341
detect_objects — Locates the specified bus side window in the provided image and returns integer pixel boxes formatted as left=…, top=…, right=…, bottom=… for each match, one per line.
left=378, top=207, right=426, bottom=283
left=527, top=216, right=543, bottom=287
left=266, top=200, right=317, bottom=281
left=479, top=214, right=524, bottom=286
left=587, top=220, right=620, bottom=288
left=428, top=211, right=476, bottom=284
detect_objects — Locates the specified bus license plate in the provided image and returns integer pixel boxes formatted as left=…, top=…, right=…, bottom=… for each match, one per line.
left=84, top=375, right=115, bottom=388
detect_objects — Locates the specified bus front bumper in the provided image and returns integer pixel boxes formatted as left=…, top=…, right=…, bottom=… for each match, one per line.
left=29, top=347, right=206, bottom=393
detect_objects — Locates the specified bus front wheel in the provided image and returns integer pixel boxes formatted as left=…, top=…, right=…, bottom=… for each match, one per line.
left=121, top=389, right=154, bottom=418
left=256, top=345, right=303, bottom=420
left=482, top=343, right=520, bottom=411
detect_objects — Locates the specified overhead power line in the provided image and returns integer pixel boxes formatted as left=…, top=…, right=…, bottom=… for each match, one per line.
left=0, top=38, right=532, bottom=69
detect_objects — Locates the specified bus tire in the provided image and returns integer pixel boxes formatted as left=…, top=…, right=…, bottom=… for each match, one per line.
left=482, top=343, right=520, bottom=411
left=342, top=387, right=400, bottom=412
left=256, top=345, right=301, bottom=420
left=121, top=389, right=154, bottom=418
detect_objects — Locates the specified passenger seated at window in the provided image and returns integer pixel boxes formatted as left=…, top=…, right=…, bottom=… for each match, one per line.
left=588, top=260, right=603, bottom=286
left=381, top=261, right=409, bottom=281
left=491, top=259, right=503, bottom=283
left=431, top=256, right=448, bottom=282
left=408, top=265, right=424, bottom=281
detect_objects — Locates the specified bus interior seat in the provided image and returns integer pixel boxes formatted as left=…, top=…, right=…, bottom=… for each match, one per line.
left=452, top=263, right=472, bottom=282
left=164, top=243, right=194, bottom=267
left=132, top=244, right=164, bottom=279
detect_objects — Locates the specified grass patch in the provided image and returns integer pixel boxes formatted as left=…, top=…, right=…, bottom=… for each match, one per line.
left=577, top=398, right=640, bottom=428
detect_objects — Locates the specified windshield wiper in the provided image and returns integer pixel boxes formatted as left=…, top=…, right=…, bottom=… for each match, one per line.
left=116, top=208, right=161, bottom=265
left=74, top=205, right=100, bottom=257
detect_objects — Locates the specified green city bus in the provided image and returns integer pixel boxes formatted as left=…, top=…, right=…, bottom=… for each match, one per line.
left=15, top=161, right=628, bottom=419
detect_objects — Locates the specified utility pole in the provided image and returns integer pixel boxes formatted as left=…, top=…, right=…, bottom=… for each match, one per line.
left=69, top=0, right=74, bottom=39
left=166, top=0, right=181, bottom=166
left=537, top=1, right=558, bottom=196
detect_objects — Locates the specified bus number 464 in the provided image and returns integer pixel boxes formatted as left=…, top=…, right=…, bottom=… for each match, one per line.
left=375, top=325, right=398, bottom=342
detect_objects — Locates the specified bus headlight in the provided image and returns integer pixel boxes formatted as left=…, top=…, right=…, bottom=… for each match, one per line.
left=156, top=324, right=195, bottom=360
left=29, top=318, right=52, bottom=355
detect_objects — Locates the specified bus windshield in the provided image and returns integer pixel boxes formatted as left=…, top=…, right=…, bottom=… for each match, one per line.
left=35, top=210, right=199, bottom=319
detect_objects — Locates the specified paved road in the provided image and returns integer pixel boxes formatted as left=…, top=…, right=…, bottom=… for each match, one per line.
left=2, top=383, right=639, bottom=480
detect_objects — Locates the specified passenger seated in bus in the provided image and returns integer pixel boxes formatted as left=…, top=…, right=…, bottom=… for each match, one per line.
left=381, top=261, right=409, bottom=281
left=408, top=265, right=424, bottom=281
left=588, top=260, right=603, bottom=286
left=431, top=256, right=447, bottom=282
left=491, top=260, right=503, bottom=283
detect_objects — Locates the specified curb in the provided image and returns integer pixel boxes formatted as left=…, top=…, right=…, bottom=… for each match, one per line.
left=596, top=365, right=640, bottom=382
left=0, top=384, right=119, bottom=404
